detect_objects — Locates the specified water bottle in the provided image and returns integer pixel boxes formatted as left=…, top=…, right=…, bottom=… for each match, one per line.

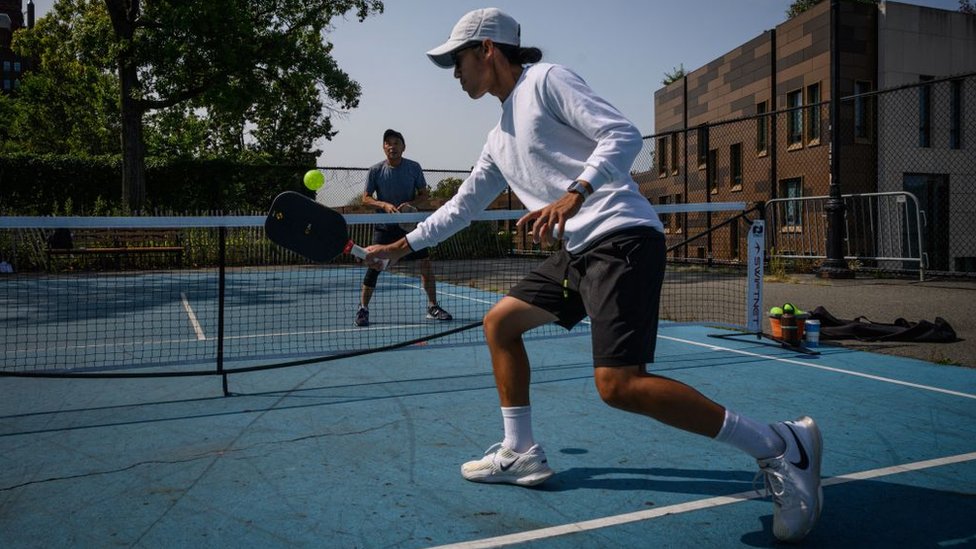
left=805, top=319, right=821, bottom=347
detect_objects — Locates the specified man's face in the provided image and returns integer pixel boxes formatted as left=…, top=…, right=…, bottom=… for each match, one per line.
left=452, top=43, right=489, bottom=99
left=383, top=137, right=404, bottom=164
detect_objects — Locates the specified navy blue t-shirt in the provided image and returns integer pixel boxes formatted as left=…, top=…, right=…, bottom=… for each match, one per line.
left=365, top=158, right=427, bottom=230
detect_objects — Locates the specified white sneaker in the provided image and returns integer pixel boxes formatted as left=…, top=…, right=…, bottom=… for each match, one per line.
left=757, top=416, right=823, bottom=542
left=461, top=443, right=554, bottom=486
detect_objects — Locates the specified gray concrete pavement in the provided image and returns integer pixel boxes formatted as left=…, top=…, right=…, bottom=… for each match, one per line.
left=764, top=275, right=976, bottom=368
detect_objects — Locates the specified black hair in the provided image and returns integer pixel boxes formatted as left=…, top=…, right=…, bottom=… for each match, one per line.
left=494, top=43, right=542, bottom=66
left=383, top=128, right=404, bottom=144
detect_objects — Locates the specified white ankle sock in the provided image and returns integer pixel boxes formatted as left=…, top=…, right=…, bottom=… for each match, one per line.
left=501, top=406, right=534, bottom=453
left=714, top=409, right=786, bottom=460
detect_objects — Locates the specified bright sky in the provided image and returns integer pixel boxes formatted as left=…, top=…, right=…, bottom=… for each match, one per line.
left=27, top=0, right=963, bottom=170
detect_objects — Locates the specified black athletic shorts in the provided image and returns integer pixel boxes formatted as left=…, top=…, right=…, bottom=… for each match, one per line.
left=507, top=227, right=666, bottom=366
left=373, top=225, right=429, bottom=261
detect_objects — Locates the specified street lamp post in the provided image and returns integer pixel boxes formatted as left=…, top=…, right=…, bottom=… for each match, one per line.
left=819, top=0, right=855, bottom=279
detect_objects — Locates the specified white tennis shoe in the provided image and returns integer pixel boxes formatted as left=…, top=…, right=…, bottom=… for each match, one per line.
left=461, top=443, right=554, bottom=486
left=757, top=416, right=823, bottom=542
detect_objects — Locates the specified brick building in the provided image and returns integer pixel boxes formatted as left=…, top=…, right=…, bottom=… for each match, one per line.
left=0, top=0, right=33, bottom=94
left=642, top=1, right=975, bottom=271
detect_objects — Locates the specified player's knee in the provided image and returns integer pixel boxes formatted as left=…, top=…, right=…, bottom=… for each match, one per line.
left=593, top=367, right=640, bottom=409
left=483, top=304, right=519, bottom=344
left=482, top=306, right=503, bottom=342
left=363, top=268, right=380, bottom=288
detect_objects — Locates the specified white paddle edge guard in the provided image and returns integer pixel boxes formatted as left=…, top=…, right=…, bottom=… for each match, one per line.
left=349, top=243, right=390, bottom=270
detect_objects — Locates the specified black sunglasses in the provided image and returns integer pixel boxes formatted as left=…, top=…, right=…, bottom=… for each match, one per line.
left=450, top=42, right=482, bottom=67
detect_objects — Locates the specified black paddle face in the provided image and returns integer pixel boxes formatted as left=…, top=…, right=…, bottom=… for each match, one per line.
left=265, top=191, right=350, bottom=262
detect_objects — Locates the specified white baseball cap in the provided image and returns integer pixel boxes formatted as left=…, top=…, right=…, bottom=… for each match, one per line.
left=426, top=8, right=520, bottom=69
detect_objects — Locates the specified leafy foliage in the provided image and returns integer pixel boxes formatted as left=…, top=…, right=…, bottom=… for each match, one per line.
left=786, top=0, right=878, bottom=18
left=7, top=0, right=384, bottom=206
left=431, top=177, right=464, bottom=199
left=662, top=64, right=685, bottom=86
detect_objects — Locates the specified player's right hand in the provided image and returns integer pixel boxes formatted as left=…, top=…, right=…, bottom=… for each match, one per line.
left=365, top=238, right=411, bottom=270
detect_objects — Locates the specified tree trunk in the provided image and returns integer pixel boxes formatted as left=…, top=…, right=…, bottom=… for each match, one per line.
left=119, top=60, right=146, bottom=211
left=105, top=0, right=146, bottom=211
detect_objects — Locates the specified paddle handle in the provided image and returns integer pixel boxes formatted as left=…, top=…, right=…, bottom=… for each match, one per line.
left=346, top=241, right=389, bottom=269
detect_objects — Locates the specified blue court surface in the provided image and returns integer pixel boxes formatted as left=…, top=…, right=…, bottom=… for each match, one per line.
left=2, top=318, right=975, bottom=548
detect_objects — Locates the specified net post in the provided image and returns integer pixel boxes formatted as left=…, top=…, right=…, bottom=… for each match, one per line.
left=217, top=225, right=229, bottom=395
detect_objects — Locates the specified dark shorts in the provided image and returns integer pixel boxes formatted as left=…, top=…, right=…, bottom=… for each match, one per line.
left=373, top=226, right=430, bottom=261
left=507, top=227, right=666, bottom=366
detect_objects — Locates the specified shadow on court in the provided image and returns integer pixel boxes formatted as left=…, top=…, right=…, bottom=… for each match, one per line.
left=1, top=326, right=974, bottom=548
left=743, top=481, right=976, bottom=548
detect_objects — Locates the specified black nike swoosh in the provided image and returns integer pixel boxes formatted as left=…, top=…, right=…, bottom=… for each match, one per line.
left=785, top=424, right=810, bottom=470
left=499, top=457, right=519, bottom=472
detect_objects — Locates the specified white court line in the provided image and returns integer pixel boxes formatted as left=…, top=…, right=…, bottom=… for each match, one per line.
left=180, top=292, right=207, bottom=341
left=659, top=334, right=976, bottom=400
left=399, top=282, right=496, bottom=305
left=429, top=451, right=976, bottom=549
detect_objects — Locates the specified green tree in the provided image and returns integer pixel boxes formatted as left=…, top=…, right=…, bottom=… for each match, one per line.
left=787, top=0, right=878, bottom=18
left=786, top=0, right=822, bottom=18
left=662, top=64, right=685, bottom=86
left=13, top=0, right=383, bottom=209
left=960, top=0, right=975, bottom=14
left=431, top=177, right=463, bottom=200
left=5, top=2, right=120, bottom=155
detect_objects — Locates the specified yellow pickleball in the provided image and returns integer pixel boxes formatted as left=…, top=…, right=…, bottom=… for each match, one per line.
left=303, top=169, right=324, bottom=191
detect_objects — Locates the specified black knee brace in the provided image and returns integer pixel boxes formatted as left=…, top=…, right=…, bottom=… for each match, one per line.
left=363, top=268, right=381, bottom=288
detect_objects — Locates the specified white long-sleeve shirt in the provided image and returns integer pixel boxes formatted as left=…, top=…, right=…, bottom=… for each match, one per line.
left=407, top=63, right=663, bottom=253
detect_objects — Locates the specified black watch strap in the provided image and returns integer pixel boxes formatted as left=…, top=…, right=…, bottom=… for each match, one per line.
left=567, top=180, right=591, bottom=200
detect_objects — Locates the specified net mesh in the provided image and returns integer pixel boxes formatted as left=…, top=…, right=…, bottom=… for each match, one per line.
left=0, top=204, right=754, bottom=376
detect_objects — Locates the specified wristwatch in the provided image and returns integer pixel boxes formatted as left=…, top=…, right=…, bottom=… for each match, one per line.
left=567, top=180, right=591, bottom=200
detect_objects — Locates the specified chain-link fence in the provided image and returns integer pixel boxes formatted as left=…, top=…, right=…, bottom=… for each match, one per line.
left=634, top=72, right=975, bottom=278
left=307, top=74, right=974, bottom=278
left=312, top=167, right=485, bottom=211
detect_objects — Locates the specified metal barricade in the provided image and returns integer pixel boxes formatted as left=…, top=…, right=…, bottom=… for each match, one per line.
left=765, top=192, right=925, bottom=280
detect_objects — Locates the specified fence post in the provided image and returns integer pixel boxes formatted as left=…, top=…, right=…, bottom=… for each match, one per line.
left=818, top=0, right=855, bottom=279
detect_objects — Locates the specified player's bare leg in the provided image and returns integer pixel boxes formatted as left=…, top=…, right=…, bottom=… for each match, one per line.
left=482, top=296, right=556, bottom=406
left=460, top=296, right=557, bottom=486
left=593, top=366, right=725, bottom=436
left=421, top=258, right=452, bottom=320
left=360, top=284, right=374, bottom=309
left=419, top=258, right=437, bottom=305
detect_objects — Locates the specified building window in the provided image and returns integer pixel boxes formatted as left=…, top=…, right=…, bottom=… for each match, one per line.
left=697, top=126, right=708, bottom=168
left=781, top=178, right=803, bottom=228
left=950, top=79, right=963, bottom=150
left=658, top=195, right=672, bottom=233
left=919, top=75, right=934, bottom=148
left=730, top=143, right=742, bottom=190
left=657, top=136, right=668, bottom=177
left=670, top=133, right=679, bottom=175
left=787, top=90, right=803, bottom=148
left=2, top=61, right=9, bottom=73
left=756, top=101, right=769, bottom=155
left=13, top=62, right=20, bottom=73
left=854, top=80, right=873, bottom=142
left=3, top=80, right=10, bottom=91
left=806, top=83, right=821, bottom=145
left=708, top=149, right=719, bottom=194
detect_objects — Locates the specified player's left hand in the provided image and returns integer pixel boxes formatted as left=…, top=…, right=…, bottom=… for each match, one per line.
left=517, top=192, right=584, bottom=247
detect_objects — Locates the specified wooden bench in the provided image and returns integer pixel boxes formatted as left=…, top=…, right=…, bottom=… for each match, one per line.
left=47, top=228, right=184, bottom=267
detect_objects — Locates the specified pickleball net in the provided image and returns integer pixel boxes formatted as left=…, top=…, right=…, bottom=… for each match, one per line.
left=0, top=202, right=759, bottom=377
